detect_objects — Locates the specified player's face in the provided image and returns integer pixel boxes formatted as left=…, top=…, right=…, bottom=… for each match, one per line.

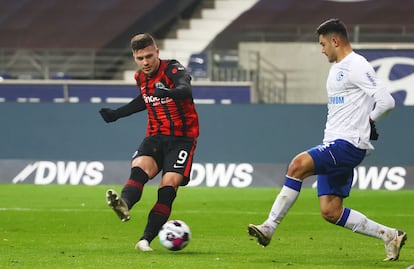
left=319, top=34, right=337, bottom=63
left=133, top=45, right=160, bottom=75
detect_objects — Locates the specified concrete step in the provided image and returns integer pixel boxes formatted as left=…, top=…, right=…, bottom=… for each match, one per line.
left=162, top=39, right=207, bottom=51
left=189, top=18, right=231, bottom=30
left=214, top=0, right=258, bottom=10
left=176, top=29, right=216, bottom=40
left=201, top=9, right=231, bottom=20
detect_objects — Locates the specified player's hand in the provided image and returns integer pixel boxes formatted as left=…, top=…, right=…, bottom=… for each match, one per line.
left=99, top=108, right=118, bottom=123
left=153, top=86, right=170, bottom=98
left=369, top=120, right=379, bottom=140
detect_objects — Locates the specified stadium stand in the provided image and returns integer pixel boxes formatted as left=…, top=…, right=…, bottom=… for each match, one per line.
left=0, top=0, right=201, bottom=79
left=0, top=0, right=201, bottom=49
left=159, top=0, right=259, bottom=71
left=209, top=0, right=414, bottom=50
left=1, top=0, right=413, bottom=81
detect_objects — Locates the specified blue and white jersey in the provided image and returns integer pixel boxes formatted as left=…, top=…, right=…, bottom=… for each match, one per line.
left=323, top=51, right=393, bottom=150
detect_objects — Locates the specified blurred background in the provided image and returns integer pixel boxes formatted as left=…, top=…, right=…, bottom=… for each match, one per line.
left=1, top=0, right=414, bottom=104
left=0, top=0, right=413, bottom=188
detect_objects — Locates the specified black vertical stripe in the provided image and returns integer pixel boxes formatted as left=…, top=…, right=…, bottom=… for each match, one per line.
left=161, top=99, right=173, bottom=135
left=150, top=79, right=164, bottom=135
left=144, top=75, right=156, bottom=135
left=156, top=76, right=173, bottom=135
left=175, top=100, right=187, bottom=136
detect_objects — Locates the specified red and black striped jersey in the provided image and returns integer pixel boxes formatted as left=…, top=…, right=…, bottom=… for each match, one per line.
left=134, top=59, right=199, bottom=138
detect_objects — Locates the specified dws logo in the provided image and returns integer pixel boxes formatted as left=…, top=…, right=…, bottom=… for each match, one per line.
left=352, top=166, right=406, bottom=190
left=12, top=161, right=104, bottom=185
left=189, top=163, right=253, bottom=187
left=312, top=166, right=406, bottom=190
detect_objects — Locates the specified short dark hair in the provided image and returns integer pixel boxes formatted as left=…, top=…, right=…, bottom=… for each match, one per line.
left=130, top=33, right=157, bottom=51
left=316, top=18, right=349, bottom=40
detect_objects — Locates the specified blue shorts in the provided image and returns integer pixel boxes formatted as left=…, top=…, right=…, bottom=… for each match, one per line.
left=307, top=139, right=366, bottom=198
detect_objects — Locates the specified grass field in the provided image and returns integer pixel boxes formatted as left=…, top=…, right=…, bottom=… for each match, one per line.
left=0, top=184, right=413, bottom=269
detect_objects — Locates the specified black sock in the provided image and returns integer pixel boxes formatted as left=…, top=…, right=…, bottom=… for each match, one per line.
left=141, top=186, right=176, bottom=243
left=121, top=167, right=149, bottom=209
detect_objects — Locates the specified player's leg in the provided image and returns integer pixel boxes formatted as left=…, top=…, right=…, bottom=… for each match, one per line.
left=136, top=172, right=182, bottom=251
left=121, top=156, right=157, bottom=208
left=136, top=136, right=196, bottom=251
left=248, top=151, right=315, bottom=246
left=106, top=137, right=160, bottom=222
left=320, top=194, right=407, bottom=261
left=316, top=140, right=407, bottom=261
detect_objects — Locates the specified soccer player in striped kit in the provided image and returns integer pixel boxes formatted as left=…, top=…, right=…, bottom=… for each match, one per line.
left=248, top=19, right=407, bottom=261
left=99, top=33, right=199, bottom=251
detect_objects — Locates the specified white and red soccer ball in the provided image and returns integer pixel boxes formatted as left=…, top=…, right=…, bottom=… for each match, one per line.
left=158, top=219, right=191, bottom=251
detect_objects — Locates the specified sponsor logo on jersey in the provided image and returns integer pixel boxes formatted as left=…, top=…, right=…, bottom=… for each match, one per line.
left=142, top=93, right=173, bottom=106
left=328, top=96, right=344, bottom=104
left=365, top=71, right=377, bottom=87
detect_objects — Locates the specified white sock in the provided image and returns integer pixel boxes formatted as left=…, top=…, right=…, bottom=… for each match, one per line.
left=337, top=208, right=396, bottom=242
left=264, top=176, right=302, bottom=231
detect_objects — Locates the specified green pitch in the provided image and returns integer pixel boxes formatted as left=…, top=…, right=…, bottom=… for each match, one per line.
left=0, top=184, right=413, bottom=269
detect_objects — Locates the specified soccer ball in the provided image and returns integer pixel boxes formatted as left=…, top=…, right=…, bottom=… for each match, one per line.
left=158, top=219, right=191, bottom=251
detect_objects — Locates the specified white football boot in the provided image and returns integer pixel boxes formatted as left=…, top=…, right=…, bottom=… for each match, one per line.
left=383, top=230, right=407, bottom=261
left=247, top=223, right=273, bottom=247
left=135, top=239, right=153, bottom=252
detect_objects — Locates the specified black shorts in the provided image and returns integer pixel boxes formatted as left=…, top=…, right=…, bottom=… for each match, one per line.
left=133, top=134, right=197, bottom=186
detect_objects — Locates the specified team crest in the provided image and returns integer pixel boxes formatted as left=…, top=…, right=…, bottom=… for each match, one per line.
left=336, top=71, right=344, bottom=81
left=155, top=81, right=166, bottom=88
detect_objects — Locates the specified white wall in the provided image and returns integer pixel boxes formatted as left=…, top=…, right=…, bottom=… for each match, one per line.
left=239, top=42, right=331, bottom=103
left=239, top=42, right=414, bottom=104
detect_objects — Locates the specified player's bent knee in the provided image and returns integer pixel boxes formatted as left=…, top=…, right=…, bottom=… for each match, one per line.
left=287, top=154, right=312, bottom=179
left=320, top=209, right=342, bottom=224
left=160, top=172, right=184, bottom=190
left=287, top=159, right=303, bottom=175
left=131, top=157, right=159, bottom=178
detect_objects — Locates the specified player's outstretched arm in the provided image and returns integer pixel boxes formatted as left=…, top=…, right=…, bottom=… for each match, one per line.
left=99, top=96, right=146, bottom=123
